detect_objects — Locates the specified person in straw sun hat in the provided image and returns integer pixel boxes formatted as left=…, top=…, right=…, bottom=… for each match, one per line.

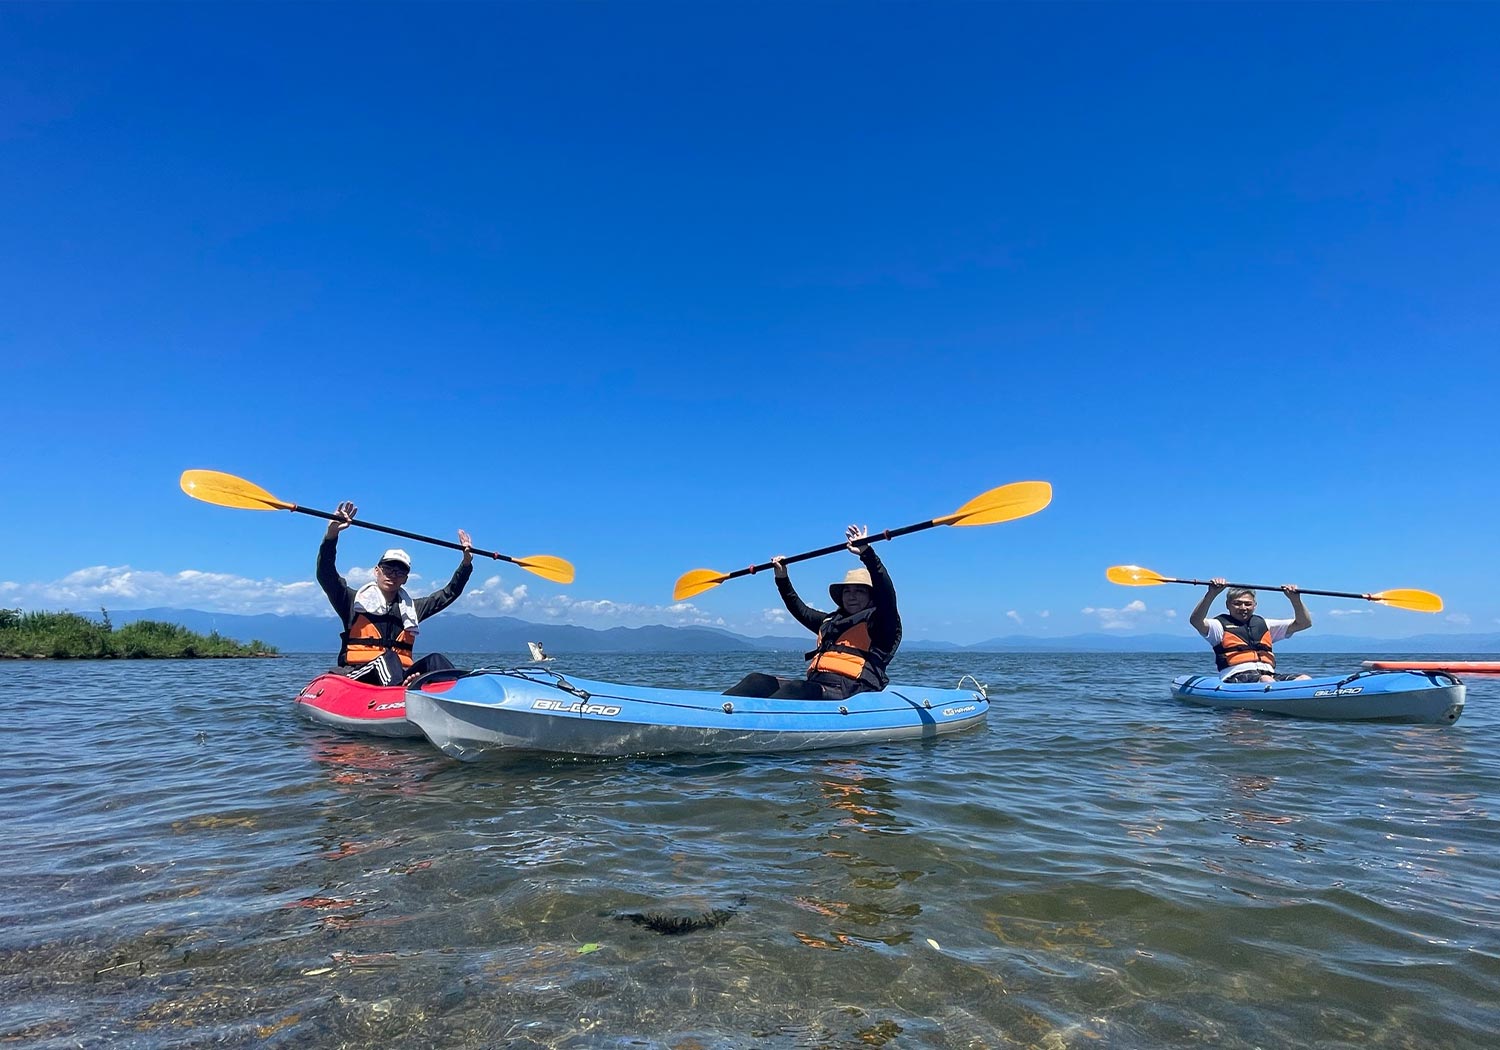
left=724, top=524, right=903, bottom=700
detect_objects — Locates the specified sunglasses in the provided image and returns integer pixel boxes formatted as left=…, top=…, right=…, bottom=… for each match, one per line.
left=378, top=563, right=409, bottom=577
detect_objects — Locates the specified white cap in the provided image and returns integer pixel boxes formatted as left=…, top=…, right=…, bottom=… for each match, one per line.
left=378, top=548, right=412, bottom=569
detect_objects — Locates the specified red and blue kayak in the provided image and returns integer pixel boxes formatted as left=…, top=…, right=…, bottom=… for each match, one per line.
left=294, top=673, right=458, bottom=738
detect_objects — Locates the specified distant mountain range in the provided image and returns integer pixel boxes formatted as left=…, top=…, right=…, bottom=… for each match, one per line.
left=95, top=608, right=1500, bottom=655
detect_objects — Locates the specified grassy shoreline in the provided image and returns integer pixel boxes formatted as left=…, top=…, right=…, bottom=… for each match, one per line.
left=0, top=609, right=278, bottom=659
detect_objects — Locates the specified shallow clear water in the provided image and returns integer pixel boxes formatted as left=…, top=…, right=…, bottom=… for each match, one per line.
left=2, top=651, right=1496, bottom=1048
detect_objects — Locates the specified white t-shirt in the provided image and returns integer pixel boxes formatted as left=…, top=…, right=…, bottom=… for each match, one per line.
left=1200, top=617, right=1294, bottom=679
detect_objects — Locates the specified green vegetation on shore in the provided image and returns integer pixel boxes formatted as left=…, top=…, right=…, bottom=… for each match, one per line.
left=0, top=609, right=278, bottom=659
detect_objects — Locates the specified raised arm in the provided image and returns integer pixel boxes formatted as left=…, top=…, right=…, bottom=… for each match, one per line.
left=1281, top=585, right=1312, bottom=637
left=415, top=528, right=476, bottom=620
left=1188, top=577, right=1227, bottom=636
left=773, top=555, right=828, bottom=633
left=316, top=501, right=358, bottom=621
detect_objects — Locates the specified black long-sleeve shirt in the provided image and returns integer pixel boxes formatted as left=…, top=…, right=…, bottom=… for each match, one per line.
left=776, top=546, right=902, bottom=658
left=316, top=536, right=473, bottom=636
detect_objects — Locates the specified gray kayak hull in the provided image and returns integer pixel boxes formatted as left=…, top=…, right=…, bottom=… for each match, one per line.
left=404, top=669, right=989, bottom=759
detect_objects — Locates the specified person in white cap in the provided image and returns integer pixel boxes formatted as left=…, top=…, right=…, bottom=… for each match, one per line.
left=724, top=525, right=902, bottom=700
left=315, top=500, right=474, bottom=685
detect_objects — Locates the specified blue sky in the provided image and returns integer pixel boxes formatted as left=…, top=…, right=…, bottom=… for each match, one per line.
left=2, top=3, right=1496, bottom=645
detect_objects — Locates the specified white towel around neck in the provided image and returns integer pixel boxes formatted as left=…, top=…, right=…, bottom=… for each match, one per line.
left=353, top=582, right=420, bottom=635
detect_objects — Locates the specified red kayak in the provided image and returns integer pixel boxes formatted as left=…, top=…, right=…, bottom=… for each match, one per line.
left=294, top=673, right=459, bottom=738
left=1362, top=660, right=1500, bottom=677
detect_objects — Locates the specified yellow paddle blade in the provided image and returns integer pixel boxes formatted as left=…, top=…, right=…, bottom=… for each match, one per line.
left=673, top=568, right=729, bottom=601
left=1106, top=564, right=1168, bottom=586
left=179, top=470, right=294, bottom=511
left=935, top=480, right=1053, bottom=527
left=1373, top=588, right=1443, bottom=613
left=514, top=555, right=575, bottom=585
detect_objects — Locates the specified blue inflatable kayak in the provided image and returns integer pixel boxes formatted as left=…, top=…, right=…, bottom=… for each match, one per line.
left=403, top=667, right=989, bottom=759
left=1169, top=669, right=1464, bottom=724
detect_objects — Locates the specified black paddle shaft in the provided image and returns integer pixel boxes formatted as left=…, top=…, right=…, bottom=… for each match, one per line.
left=720, top=519, right=940, bottom=583
left=287, top=505, right=518, bottom=565
left=1169, top=576, right=1372, bottom=601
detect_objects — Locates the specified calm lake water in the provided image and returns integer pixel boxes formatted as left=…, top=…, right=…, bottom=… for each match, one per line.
left=2, top=651, right=1496, bottom=1049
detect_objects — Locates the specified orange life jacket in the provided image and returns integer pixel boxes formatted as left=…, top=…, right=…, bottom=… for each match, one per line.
left=341, top=611, right=416, bottom=669
left=806, top=609, right=888, bottom=691
left=1213, top=613, right=1276, bottom=672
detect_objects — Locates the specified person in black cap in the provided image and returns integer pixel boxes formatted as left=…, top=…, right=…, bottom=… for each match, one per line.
left=316, top=500, right=474, bottom=684
left=724, top=525, right=902, bottom=700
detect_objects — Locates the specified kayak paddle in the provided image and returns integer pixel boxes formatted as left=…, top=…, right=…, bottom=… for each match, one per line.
left=180, top=469, right=575, bottom=584
left=673, top=480, right=1052, bottom=601
left=1105, top=565, right=1442, bottom=613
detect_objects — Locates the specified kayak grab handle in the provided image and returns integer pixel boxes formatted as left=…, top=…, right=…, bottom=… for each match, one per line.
left=957, top=675, right=988, bottom=699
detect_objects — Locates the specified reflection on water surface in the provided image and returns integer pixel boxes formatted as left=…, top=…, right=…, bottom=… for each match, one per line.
left=1, top=652, right=1497, bottom=1047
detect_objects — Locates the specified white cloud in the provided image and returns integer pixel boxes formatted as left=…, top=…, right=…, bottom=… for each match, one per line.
left=522, top=592, right=729, bottom=628
left=1445, top=612, right=1472, bottom=626
left=1081, top=599, right=1148, bottom=630
left=1, top=565, right=325, bottom=616
left=1038, top=610, right=1050, bottom=618
left=1326, top=607, right=1369, bottom=617
left=1, top=565, right=730, bottom=630
left=1006, top=610, right=1023, bottom=624
left=458, top=576, right=528, bottom=614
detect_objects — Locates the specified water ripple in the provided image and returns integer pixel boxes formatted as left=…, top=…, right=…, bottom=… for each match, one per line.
left=1, top=652, right=1496, bottom=1047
